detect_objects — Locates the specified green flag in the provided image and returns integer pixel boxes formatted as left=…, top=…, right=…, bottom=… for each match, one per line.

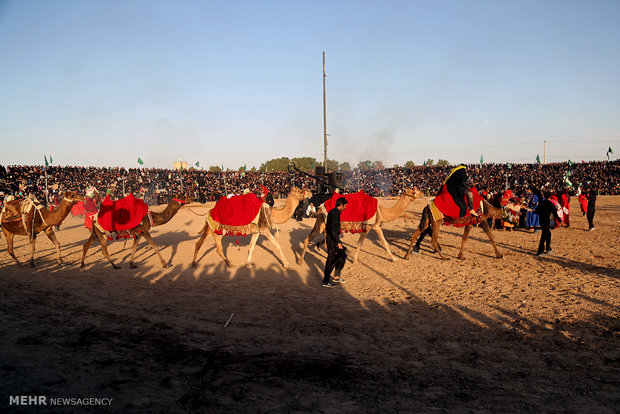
left=49, top=155, right=52, bottom=164
left=195, top=161, right=199, bottom=167
left=568, top=160, right=574, bottom=169
left=536, top=154, right=541, bottom=164
left=243, top=163, right=247, bottom=170
left=507, top=163, right=512, bottom=169
left=608, top=146, right=613, bottom=154
left=480, top=154, right=484, bottom=164
left=138, top=157, right=144, bottom=165
left=44, top=155, right=49, bottom=167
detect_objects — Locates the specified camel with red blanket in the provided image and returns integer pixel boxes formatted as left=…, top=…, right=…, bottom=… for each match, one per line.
left=1, top=191, right=84, bottom=267
left=192, top=187, right=312, bottom=268
left=80, top=194, right=190, bottom=269
left=297, top=188, right=423, bottom=265
left=404, top=187, right=505, bottom=260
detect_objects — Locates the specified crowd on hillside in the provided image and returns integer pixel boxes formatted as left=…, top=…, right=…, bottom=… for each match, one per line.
left=0, top=161, right=617, bottom=207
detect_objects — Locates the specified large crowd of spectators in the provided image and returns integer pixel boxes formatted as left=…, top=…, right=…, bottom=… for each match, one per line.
left=0, top=161, right=617, bottom=207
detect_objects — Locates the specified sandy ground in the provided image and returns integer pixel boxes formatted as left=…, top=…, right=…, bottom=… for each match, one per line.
left=1, top=196, right=618, bottom=413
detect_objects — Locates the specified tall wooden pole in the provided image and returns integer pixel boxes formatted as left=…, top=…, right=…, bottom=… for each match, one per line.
left=323, top=51, right=327, bottom=173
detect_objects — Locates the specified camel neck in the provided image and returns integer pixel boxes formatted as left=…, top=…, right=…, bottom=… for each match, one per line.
left=379, top=195, right=412, bottom=222
left=271, top=195, right=301, bottom=224
left=151, top=201, right=182, bottom=226
left=42, top=198, right=74, bottom=226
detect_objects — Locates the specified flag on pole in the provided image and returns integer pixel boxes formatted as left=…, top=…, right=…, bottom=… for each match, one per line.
left=536, top=154, right=541, bottom=164
left=195, top=161, right=199, bottom=167
left=480, top=154, right=484, bottom=164
left=568, top=160, right=574, bottom=169
left=49, top=155, right=53, bottom=164
left=607, top=146, right=614, bottom=160
left=138, top=157, right=144, bottom=165
left=44, top=155, right=49, bottom=167
left=506, top=163, right=512, bottom=169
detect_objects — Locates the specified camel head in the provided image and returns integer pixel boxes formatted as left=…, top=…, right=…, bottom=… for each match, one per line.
left=63, top=190, right=85, bottom=204
left=289, top=187, right=312, bottom=201
left=403, top=188, right=424, bottom=199
left=172, top=194, right=194, bottom=205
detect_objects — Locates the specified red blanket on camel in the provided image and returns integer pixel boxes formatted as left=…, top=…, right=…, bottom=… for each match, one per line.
left=433, top=186, right=483, bottom=220
left=97, top=194, right=148, bottom=232
left=324, top=191, right=378, bottom=233
left=209, top=193, right=264, bottom=235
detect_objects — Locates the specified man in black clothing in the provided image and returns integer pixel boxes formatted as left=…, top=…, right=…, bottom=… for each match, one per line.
left=444, top=165, right=477, bottom=217
left=586, top=186, right=597, bottom=231
left=532, top=187, right=561, bottom=256
left=323, top=197, right=348, bottom=287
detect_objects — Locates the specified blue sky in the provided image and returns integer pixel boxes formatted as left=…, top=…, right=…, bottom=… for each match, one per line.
left=1, top=0, right=618, bottom=169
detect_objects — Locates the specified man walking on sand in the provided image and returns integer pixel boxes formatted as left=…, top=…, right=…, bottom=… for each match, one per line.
left=323, top=197, right=348, bottom=288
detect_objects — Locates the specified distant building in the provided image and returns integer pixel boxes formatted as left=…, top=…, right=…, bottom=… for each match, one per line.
left=173, top=161, right=188, bottom=171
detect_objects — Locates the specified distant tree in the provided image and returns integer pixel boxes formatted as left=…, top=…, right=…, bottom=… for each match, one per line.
left=373, top=161, right=385, bottom=170
left=250, top=166, right=257, bottom=172
left=393, top=164, right=400, bottom=168
left=357, top=160, right=373, bottom=171
left=325, top=159, right=340, bottom=172
left=209, top=166, right=222, bottom=172
left=404, top=160, right=416, bottom=168
left=339, top=162, right=351, bottom=171
left=259, top=157, right=291, bottom=172
left=437, top=159, right=450, bottom=167
left=291, top=157, right=317, bottom=172
left=424, top=159, right=434, bottom=166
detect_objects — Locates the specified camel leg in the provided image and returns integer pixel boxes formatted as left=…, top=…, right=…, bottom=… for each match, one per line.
left=95, top=230, right=120, bottom=269
left=457, top=225, right=473, bottom=260
left=3, top=229, right=21, bottom=265
left=246, top=232, right=261, bottom=267
left=374, top=226, right=397, bottom=262
left=262, top=228, right=290, bottom=268
left=352, top=232, right=369, bottom=264
left=141, top=230, right=170, bottom=268
left=129, top=234, right=142, bottom=268
left=479, top=220, right=503, bottom=259
left=43, top=227, right=63, bottom=265
left=431, top=220, right=449, bottom=260
left=297, top=216, right=325, bottom=265
left=27, top=233, right=37, bottom=267
left=81, top=230, right=96, bottom=268
left=192, top=224, right=211, bottom=267
left=213, top=233, right=233, bottom=268
left=405, top=228, right=424, bottom=259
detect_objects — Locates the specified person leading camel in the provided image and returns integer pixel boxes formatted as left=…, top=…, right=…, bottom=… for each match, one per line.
left=532, top=186, right=561, bottom=257
left=323, top=197, right=348, bottom=288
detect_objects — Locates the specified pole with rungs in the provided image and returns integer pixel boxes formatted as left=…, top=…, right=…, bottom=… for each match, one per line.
left=323, top=51, right=327, bottom=173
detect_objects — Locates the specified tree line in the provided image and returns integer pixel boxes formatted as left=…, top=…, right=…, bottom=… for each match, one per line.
left=203, top=157, right=450, bottom=173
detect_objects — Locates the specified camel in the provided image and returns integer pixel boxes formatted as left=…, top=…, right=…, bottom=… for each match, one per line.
left=192, top=187, right=312, bottom=268
left=297, top=188, right=424, bottom=265
left=1, top=191, right=84, bottom=267
left=404, top=198, right=509, bottom=260
left=80, top=195, right=190, bottom=269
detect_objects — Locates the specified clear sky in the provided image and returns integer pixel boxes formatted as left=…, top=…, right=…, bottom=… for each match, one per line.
left=1, top=0, right=619, bottom=169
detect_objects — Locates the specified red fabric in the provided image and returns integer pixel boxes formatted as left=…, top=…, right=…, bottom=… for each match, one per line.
left=84, top=198, right=98, bottom=212
left=97, top=194, right=148, bottom=232
left=578, top=194, right=588, bottom=213
left=209, top=193, right=264, bottom=226
left=84, top=212, right=96, bottom=229
left=433, top=186, right=483, bottom=219
left=72, top=202, right=86, bottom=216
left=324, top=191, right=378, bottom=222
left=260, top=185, right=269, bottom=201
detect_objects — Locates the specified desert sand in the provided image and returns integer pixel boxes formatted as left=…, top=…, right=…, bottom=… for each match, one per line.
left=1, top=196, right=618, bottom=413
